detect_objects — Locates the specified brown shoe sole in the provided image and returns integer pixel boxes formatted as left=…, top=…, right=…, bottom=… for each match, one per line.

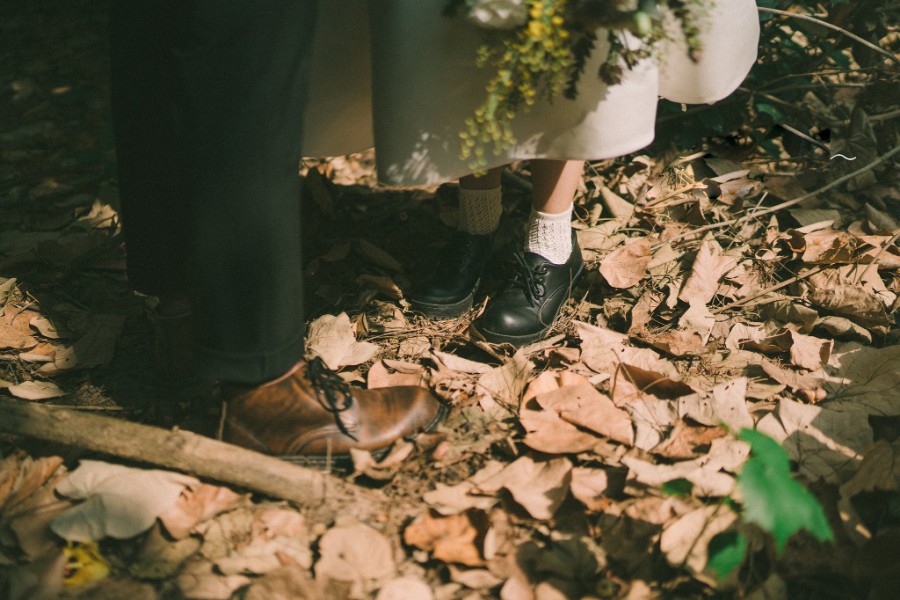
left=273, top=401, right=449, bottom=471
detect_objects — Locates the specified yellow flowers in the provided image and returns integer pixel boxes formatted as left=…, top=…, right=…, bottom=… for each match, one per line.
left=63, top=541, right=110, bottom=588
left=457, top=0, right=707, bottom=169
left=460, top=0, right=575, bottom=170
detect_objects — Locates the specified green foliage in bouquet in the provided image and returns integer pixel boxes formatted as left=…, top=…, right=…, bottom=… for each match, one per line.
left=452, top=0, right=708, bottom=171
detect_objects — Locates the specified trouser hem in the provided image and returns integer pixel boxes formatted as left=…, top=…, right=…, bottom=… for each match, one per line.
left=196, top=329, right=305, bottom=385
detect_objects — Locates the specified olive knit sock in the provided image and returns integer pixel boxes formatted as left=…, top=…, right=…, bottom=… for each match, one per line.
left=457, top=186, right=502, bottom=235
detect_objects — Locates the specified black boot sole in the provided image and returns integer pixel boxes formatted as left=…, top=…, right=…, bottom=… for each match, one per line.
left=408, top=278, right=481, bottom=319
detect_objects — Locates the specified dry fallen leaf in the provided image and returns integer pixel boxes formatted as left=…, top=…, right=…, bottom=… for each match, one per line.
left=678, top=240, right=738, bottom=306
left=305, top=312, right=379, bottom=370
left=520, top=404, right=603, bottom=454
left=176, top=558, right=251, bottom=600
left=243, top=566, right=322, bottom=600
left=315, top=522, right=396, bottom=586
left=367, top=359, right=425, bottom=389
left=787, top=330, right=833, bottom=371
left=476, top=350, right=533, bottom=417
left=0, top=452, right=64, bottom=512
left=0, top=308, right=39, bottom=350
left=660, top=505, right=738, bottom=582
left=431, top=350, right=493, bottom=374
left=403, top=509, right=489, bottom=567
left=818, top=342, right=900, bottom=416
left=350, top=440, right=416, bottom=480
left=51, top=461, right=199, bottom=541
left=375, top=576, right=435, bottom=600
left=357, top=238, right=402, bottom=272
left=423, top=460, right=504, bottom=515
left=623, top=437, right=749, bottom=497
left=159, top=483, right=245, bottom=539
left=476, top=455, right=572, bottom=520
left=758, top=397, right=874, bottom=484
left=677, top=378, right=753, bottom=432
left=535, top=383, right=634, bottom=446
left=6, top=380, right=65, bottom=400
left=600, top=238, right=651, bottom=289
left=130, top=523, right=203, bottom=580
left=837, top=440, right=899, bottom=545
left=570, top=467, right=611, bottom=512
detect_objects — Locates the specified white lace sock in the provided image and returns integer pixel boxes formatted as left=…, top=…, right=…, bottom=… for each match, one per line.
left=457, top=187, right=502, bottom=235
left=525, top=205, right=573, bottom=264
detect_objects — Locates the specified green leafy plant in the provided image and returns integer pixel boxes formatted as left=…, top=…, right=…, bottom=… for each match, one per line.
left=655, top=0, right=896, bottom=161
left=707, top=428, right=834, bottom=580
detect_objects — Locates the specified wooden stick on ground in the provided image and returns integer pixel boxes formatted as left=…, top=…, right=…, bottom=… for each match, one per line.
left=0, top=397, right=360, bottom=506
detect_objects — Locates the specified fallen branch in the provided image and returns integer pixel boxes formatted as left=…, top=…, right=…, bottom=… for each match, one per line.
left=0, top=397, right=362, bottom=506
left=664, top=144, right=900, bottom=246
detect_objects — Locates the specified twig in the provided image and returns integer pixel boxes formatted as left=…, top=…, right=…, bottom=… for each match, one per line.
left=711, top=265, right=828, bottom=314
left=662, top=144, right=900, bottom=245
left=871, top=108, right=900, bottom=123
left=779, top=123, right=830, bottom=152
left=758, top=7, right=900, bottom=66
left=853, top=230, right=900, bottom=285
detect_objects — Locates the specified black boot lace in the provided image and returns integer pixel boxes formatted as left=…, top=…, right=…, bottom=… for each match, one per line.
left=508, top=251, right=548, bottom=307
left=305, top=356, right=358, bottom=440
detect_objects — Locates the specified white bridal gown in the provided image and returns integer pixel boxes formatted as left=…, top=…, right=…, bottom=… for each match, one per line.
left=301, top=0, right=760, bottom=186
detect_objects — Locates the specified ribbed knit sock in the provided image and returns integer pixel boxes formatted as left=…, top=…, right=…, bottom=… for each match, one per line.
left=525, top=205, right=573, bottom=264
left=457, top=187, right=502, bottom=235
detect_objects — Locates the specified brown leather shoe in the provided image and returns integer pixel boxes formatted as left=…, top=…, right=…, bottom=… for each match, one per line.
left=222, top=358, right=447, bottom=466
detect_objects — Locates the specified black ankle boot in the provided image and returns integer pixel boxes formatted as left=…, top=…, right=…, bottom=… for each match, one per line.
left=471, top=231, right=583, bottom=346
left=408, top=230, right=494, bottom=318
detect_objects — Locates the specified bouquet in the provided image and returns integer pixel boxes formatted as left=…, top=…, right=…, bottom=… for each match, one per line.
left=448, top=0, right=710, bottom=169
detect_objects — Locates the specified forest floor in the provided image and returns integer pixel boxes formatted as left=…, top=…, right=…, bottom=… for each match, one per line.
left=1, top=1, right=899, bottom=599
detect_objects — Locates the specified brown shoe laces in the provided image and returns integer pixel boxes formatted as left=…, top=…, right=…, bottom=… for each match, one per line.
left=305, top=357, right=358, bottom=440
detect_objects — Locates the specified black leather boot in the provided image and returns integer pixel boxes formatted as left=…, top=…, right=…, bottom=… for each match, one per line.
left=471, top=231, right=583, bottom=346
left=408, top=230, right=493, bottom=318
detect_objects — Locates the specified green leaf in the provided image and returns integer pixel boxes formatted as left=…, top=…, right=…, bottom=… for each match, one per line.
left=661, top=478, right=693, bottom=497
left=756, top=102, right=784, bottom=124
left=707, top=530, right=747, bottom=580
left=737, top=429, right=834, bottom=555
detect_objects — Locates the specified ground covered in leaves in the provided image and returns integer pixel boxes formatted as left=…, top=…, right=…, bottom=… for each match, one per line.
left=1, top=1, right=899, bottom=599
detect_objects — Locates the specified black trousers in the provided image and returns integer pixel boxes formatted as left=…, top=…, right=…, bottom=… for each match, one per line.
left=110, top=1, right=316, bottom=383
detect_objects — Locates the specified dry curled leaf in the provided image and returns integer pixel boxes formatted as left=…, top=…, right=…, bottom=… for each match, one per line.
left=403, top=510, right=488, bottom=567
left=51, top=461, right=198, bottom=541
left=159, top=483, right=245, bottom=539
left=305, top=312, right=379, bottom=370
